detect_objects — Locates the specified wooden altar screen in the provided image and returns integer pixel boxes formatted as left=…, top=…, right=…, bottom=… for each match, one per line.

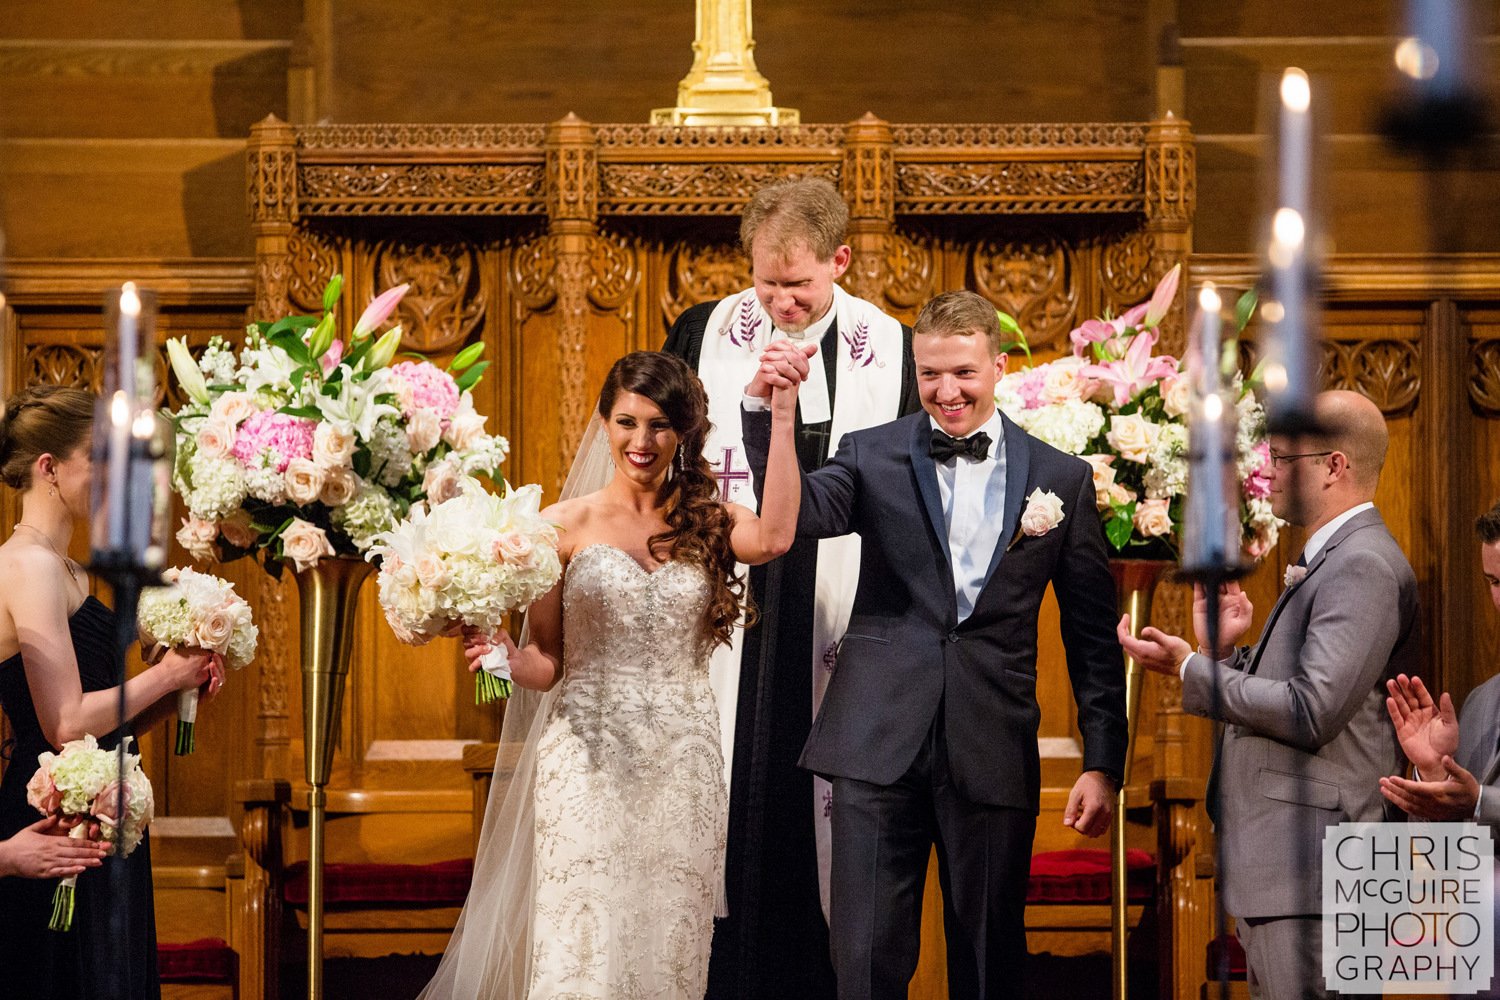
left=240, top=112, right=1200, bottom=992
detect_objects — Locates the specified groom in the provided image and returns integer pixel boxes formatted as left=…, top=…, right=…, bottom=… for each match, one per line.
left=741, top=290, right=1127, bottom=999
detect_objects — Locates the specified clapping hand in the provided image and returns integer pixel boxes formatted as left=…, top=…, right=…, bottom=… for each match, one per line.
left=1380, top=755, right=1480, bottom=821
left=1191, top=582, right=1253, bottom=656
left=1384, top=674, right=1458, bottom=777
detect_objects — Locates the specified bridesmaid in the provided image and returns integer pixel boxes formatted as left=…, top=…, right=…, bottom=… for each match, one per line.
left=0, top=384, right=224, bottom=998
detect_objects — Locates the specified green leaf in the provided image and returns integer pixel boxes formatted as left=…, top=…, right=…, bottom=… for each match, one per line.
left=448, top=341, right=486, bottom=372
left=1234, top=287, right=1259, bottom=334
left=267, top=328, right=313, bottom=367
left=454, top=360, right=490, bottom=392
left=265, top=315, right=319, bottom=337
left=322, top=274, right=344, bottom=314
left=1104, top=512, right=1134, bottom=551
left=277, top=405, right=322, bottom=419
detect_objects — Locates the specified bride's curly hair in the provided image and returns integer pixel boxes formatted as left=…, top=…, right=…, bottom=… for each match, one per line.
left=597, top=352, right=752, bottom=647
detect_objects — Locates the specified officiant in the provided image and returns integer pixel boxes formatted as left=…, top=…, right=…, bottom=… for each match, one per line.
left=663, top=177, right=918, bottom=999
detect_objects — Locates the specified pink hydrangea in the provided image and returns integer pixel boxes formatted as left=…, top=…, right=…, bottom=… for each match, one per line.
left=231, top=411, right=316, bottom=472
left=1016, top=370, right=1048, bottom=410
left=387, top=361, right=460, bottom=420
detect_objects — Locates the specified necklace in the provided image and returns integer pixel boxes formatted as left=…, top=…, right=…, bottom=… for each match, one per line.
left=14, top=522, right=79, bottom=582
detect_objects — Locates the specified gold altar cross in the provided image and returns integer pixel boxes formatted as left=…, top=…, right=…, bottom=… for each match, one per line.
left=651, top=0, right=800, bottom=126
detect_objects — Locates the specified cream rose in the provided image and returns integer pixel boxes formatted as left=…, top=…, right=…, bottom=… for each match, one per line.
left=414, top=553, right=451, bottom=590
left=281, top=518, right=334, bottom=572
left=319, top=467, right=361, bottom=507
left=493, top=531, right=536, bottom=565
left=1161, top=376, right=1192, bottom=419
left=1133, top=497, right=1173, bottom=537
left=1106, top=413, right=1161, bottom=464
left=1108, top=483, right=1136, bottom=507
left=1041, top=361, right=1086, bottom=404
left=313, top=422, right=357, bottom=469
left=1081, top=454, right=1117, bottom=510
left=1020, top=488, right=1066, bottom=537
left=444, top=407, right=488, bottom=452
left=423, top=460, right=463, bottom=506
left=284, top=458, right=325, bottom=506
left=195, top=418, right=237, bottom=460
left=192, top=607, right=236, bottom=652
left=406, top=409, right=442, bottom=454
left=218, top=509, right=260, bottom=549
left=209, top=391, right=259, bottom=428
left=176, top=516, right=219, bottom=562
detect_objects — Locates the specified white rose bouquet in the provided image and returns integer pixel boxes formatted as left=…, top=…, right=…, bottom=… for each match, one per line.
left=26, top=735, right=154, bottom=931
left=368, top=477, right=562, bottom=703
left=162, top=274, right=510, bottom=578
left=995, top=264, right=1281, bottom=561
left=137, top=567, right=258, bottom=755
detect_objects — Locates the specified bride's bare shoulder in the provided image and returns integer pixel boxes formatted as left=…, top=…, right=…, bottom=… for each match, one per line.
left=542, top=493, right=610, bottom=551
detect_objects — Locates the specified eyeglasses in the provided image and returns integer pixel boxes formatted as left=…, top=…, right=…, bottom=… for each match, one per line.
left=1268, top=450, right=1333, bottom=469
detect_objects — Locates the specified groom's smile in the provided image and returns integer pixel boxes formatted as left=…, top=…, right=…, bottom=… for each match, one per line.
left=913, top=329, right=1007, bottom=438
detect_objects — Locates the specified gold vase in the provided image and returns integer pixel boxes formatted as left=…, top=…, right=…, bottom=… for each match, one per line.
left=1107, top=558, right=1173, bottom=1000
left=290, top=554, right=374, bottom=1000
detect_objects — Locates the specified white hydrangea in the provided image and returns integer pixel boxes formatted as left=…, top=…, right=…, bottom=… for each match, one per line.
left=185, top=453, right=248, bottom=521
left=1144, top=423, right=1189, bottom=499
left=242, top=455, right=288, bottom=505
left=367, top=418, right=415, bottom=487
left=456, top=433, right=511, bottom=478
left=332, top=483, right=400, bottom=550
left=196, top=337, right=239, bottom=385
left=1017, top=400, right=1106, bottom=456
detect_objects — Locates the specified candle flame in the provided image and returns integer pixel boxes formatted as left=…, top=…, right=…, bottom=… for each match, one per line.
left=120, top=282, right=141, bottom=318
left=1203, top=393, right=1224, bottom=422
left=131, top=409, right=156, bottom=440
left=1280, top=68, right=1311, bottom=113
left=1394, top=37, right=1439, bottom=81
left=1269, top=209, right=1306, bottom=267
left=110, top=390, right=130, bottom=428
left=1260, top=300, right=1286, bottom=324
left=1264, top=363, right=1289, bottom=393
left=1198, top=282, right=1222, bottom=314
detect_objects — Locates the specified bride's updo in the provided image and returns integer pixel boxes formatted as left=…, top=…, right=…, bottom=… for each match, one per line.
left=0, top=384, right=95, bottom=490
left=597, top=352, right=751, bottom=648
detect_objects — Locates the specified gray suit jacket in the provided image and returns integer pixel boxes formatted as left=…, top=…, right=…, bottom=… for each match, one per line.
left=1182, top=506, right=1419, bottom=918
left=1457, top=674, right=1500, bottom=829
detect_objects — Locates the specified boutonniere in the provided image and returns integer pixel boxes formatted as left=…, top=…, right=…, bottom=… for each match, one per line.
left=1020, top=488, right=1066, bottom=537
left=1283, top=564, right=1308, bottom=588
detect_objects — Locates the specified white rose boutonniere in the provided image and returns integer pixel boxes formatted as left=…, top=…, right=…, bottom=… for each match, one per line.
left=1020, top=488, right=1066, bottom=537
left=1283, top=564, right=1308, bottom=588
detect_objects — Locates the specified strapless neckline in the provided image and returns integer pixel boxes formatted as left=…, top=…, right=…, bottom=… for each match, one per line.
left=571, top=541, right=684, bottom=578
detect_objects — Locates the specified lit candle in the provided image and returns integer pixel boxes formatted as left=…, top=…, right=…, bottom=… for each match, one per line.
left=1264, top=68, right=1318, bottom=431
left=1183, top=283, right=1240, bottom=575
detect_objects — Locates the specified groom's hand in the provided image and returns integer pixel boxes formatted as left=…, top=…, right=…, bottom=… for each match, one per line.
left=1063, top=770, right=1115, bottom=838
left=744, top=339, right=817, bottom=398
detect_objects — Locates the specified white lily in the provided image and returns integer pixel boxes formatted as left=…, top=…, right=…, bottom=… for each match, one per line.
left=166, top=338, right=210, bottom=405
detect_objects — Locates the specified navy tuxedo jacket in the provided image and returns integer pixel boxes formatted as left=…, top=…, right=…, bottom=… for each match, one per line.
left=742, top=408, right=1128, bottom=811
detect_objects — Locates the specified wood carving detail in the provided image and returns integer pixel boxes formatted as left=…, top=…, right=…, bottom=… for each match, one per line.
left=880, top=229, right=936, bottom=310
left=1321, top=339, right=1421, bottom=415
left=510, top=235, right=559, bottom=311
left=248, top=149, right=297, bottom=227
left=599, top=163, right=839, bottom=215
left=1470, top=339, right=1500, bottom=414
left=298, top=123, right=546, bottom=150
left=661, top=243, right=753, bottom=328
left=26, top=344, right=100, bottom=390
left=587, top=232, right=640, bottom=310
left=375, top=237, right=487, bottom=354
left=971, top=234, right=1078, bottom=349
left=895, top=161, right=1144, bottom=214
left=890, top=123, right=1147, bottom=148
left=298, top=165, right=546, bottom=216
left=285, top=229, right=341, bottom=315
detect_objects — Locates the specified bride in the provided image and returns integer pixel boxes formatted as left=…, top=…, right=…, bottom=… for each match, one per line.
left=420, top=349, right=804, bottom=999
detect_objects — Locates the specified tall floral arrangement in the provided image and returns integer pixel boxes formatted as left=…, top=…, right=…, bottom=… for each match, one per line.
left=995, top=265, right=1280, bottom=560
left=163, top=275, right=509, bottom=576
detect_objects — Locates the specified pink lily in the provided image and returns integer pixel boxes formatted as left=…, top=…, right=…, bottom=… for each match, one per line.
left=1079, top=328, right=1179, bottom=407
left=352, top=283, right=410, bottom=340
left=319, top=339, right=344, bottom=375
left=1068, top=302, right=1149, bottom=357
left=1143, top=263, right=1181, bottom=328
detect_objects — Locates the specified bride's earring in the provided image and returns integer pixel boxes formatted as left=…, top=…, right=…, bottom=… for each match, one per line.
left=48, top=483, right=57, bottom=499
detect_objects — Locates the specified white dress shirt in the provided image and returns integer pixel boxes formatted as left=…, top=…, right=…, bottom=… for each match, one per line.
left=932, top=408, right=1007, bottom=623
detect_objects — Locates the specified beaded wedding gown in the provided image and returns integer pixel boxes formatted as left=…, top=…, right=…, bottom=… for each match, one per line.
left=420, top=541, right=727, bottom=1000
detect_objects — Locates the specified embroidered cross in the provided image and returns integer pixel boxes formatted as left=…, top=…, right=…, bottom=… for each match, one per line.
left=714, top=447, right=751, bottom=502
left=822, top=643, right=838, bottom=673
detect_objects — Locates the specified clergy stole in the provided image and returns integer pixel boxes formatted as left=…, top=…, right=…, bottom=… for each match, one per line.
left=698, top=284, right=904, bottom=916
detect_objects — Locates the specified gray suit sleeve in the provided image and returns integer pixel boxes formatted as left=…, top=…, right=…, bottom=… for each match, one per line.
left=1181, top=548, right=1406, bottom=752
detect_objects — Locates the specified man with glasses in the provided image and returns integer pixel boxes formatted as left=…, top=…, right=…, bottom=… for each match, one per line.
left=1118, top=389, right=1420, bottom=1000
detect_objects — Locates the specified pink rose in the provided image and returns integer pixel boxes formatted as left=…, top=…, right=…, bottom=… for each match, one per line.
left=219, top=509, right=260, bottom=549
left=1081, top=455, right=1117, bottom=510
left=195, top=418, right=237, bottom=459
left=176, top=516, right=219, bottom=562
left=319, top=467, right=361, bottom=507
left=281, top=518, right=334, bottom=573
left=284, top=458, right=325, bottom=506
left=26, top=766, right=61, bottom=814
left=92, top=779, right=131, bottom=827
left=1020, top=489, right=1066, bottom=537
left=493, top=531, right=535, bottom=565
left=422, top=461, right=463, bottom=506
left=1133, top=498, right=1173, bottom=538
left=406, top=409, right=442, bottom=454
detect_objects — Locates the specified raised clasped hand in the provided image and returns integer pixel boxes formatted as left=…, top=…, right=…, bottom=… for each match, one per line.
left=744, top=339, right=818, bottom=399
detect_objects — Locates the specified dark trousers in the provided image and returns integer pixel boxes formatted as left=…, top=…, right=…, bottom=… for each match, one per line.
left=828, top=716, right=1036, bottom=1000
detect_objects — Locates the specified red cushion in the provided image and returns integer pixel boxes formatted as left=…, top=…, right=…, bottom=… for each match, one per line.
left=283, top=857, right=473, bottom=908
left=1207, top=932, right=1248, bottom=979
left=157, top=937, right=235, bottom=984
left=1027, top=848, right=1155, bottom=903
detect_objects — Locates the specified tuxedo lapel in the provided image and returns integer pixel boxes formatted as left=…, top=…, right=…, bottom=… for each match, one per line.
left=981, top=414, right=1030, bottom=587
left=909, top=416, right=949, bottom=560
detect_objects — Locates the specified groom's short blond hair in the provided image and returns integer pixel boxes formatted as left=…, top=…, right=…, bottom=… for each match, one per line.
left=913, top=291, right=1003, bottom=357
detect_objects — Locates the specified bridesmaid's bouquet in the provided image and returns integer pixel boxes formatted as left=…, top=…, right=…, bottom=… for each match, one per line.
left=368, top=477, right=562, bottom=703
left=137, top=567, right=258, bottom=755
left=163, top=274, right=509, bottom=577
left=26, top=735, right=154, bottom=931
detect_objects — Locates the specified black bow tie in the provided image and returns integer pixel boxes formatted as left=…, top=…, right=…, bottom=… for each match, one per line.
left=929, top=429, right=991, bottom=463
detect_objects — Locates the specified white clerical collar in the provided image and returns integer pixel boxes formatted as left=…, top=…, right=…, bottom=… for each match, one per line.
left=927, top=407, right=1005, bottom=460
left=1301, top=501, right=1375, bottom=564
left=774, top=301, right=838, bottom=343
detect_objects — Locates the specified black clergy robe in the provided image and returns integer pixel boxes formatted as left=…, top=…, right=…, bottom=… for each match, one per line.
left=664, top=299, right=919, bottom=1000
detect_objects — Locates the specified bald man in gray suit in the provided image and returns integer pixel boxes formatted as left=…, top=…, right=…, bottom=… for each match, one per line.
left=1119, top=390, right=1420, bottom=1000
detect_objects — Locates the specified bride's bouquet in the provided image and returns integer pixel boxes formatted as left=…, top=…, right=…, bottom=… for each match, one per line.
left=996, top=264, right=1281, bottom=561
left=26, top=735, right=153, bottom=931
left=137, top=567, right=258, bottom=755
left=163, top=274, right=509, bottom=576
left=368, top=477, right=562, bottom=703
